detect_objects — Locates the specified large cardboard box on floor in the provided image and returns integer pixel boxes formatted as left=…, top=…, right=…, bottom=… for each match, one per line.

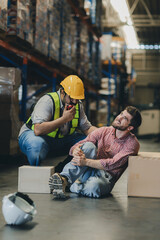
left=128, top=152, right=160, bottom=198
left=18, top=166, right=55, bottom=193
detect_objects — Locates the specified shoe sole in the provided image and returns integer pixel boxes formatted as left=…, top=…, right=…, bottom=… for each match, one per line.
left=49, top=173, right=67, bottom=199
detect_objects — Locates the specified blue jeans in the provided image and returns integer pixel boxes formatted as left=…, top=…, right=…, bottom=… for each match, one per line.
left=60, top=142, right=116, bottom=198
left=18, top=130, right=86, bottom=166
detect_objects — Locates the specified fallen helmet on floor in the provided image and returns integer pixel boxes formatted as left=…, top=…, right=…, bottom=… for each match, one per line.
left=2, top=192, right=37, bottom=225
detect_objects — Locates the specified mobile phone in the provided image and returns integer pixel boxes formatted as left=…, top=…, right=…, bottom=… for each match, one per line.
left=67, top=105, right=73, bottom=110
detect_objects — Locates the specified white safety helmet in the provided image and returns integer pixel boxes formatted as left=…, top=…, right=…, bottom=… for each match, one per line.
left=2, top=192, right=37, bottom=225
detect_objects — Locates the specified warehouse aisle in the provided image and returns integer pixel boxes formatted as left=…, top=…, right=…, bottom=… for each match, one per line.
left=0, top=138, right=160, bottom=240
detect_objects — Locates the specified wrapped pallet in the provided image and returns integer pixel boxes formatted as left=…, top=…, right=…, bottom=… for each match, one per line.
left=48, top=0, right=62, bottom=61
left=0, top=0, right=17, bottom=35
left=79, top=24, right=89, bottom=79
left=34, top=0, right=49, bottom=56
left=69, top=17, right=77, bottom=71
left=17, top=0, right=36, bottom=45
left=0, top=67, right=22, bottom=155
left=61, top=2, right=73, bottom=67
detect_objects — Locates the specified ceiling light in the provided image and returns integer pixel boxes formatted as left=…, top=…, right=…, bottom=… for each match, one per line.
left=110, top=0, right=139, bottom=48
left=110, top=0, right=131, bottom=24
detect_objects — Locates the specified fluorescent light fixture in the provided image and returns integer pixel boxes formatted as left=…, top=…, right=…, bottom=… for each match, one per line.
left=122, top=25, right=138, bottom=48
left=110, top=0, right=139, bottom=48
left=110, top=0, right=131, bottom=24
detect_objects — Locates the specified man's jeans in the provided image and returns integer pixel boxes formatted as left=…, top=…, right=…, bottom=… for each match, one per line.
left=60, top=142, right=116, bottom=198
left=18, top=130, right=86, bottom=166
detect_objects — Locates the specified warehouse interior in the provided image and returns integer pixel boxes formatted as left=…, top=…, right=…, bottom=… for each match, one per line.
left=0, top=0, right=160, bottom=239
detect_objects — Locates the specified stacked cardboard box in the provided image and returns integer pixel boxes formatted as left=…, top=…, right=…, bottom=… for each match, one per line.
left=35, top=0, right=49, bottom=56
left=0, top=0, right=17, bottom=35
left=95, top=0, right=102, bottom=28
left=69, top=17, right=77, bottom=71
left=88, top=35, right=96, bottom=82
left=48, top=0, right=62, bottom=62
left=99, top=77, right=116, bottom=95
left=61, top=2, right=72, bottom=66
left=0, top=1, right=102, bottom=87
left=0, top=67, right=22, bottom=155
left=17, top=0, right=36, bottom=45
left=79, top=24, right=89, bottom=79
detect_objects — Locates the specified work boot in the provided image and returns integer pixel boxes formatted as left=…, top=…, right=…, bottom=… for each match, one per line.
left=49, top=173, right=68, bottom=199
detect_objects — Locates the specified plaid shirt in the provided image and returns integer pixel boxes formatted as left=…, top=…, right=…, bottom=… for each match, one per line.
left=70, top=126, right=140, bottom=181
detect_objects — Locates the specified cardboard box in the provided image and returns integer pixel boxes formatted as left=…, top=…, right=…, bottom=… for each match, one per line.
left=18, top=166, right=55, bottom=193
left=128, top=152, right=160, bottom=198
left=17, top=0, right=36, bottom=45
left=138, top=109, right=160, bottom=135
left=0, top=67, right=21, bottom=90
left=35, top=0, right=49, bottom=56
left=0, top=0, right=17, bottom=35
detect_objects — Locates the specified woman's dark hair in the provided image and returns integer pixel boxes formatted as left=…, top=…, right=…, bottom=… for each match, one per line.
left=125, top=106, right=142, bottom=129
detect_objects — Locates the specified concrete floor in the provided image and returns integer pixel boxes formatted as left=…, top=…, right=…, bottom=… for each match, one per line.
left=0, top=138, right=160, bottom=240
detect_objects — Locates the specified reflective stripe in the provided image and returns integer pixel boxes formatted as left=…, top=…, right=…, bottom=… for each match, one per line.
left=51, top=92, right=60, bottom=120
left=26, top=117, right=35, bottom=130
left=72, top=118, right=78, bottom=128
left=75, top=104, right=79, bottom=118
left=67, top=104, right=78, bottom=135
left=47, top=92, right=60, bottom=138
left=69, top=128, right=76, bottom=135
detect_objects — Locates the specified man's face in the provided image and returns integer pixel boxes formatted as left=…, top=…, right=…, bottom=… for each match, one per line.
left=112, top=110, right=133, bottom=131
left=62, top=92, right=79, bottom=106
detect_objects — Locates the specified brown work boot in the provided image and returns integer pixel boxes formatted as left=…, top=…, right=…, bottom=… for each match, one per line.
left=49, top=173, right=68, bottom=199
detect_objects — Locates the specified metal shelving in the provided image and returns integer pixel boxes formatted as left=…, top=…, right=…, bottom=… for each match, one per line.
left=0, top=1, right=102, bottom=122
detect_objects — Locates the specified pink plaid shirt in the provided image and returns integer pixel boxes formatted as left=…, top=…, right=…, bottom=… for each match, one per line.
left=70, top=126, right=140, bottom=181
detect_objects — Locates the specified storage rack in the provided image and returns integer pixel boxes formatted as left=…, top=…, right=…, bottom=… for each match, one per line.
left=0, top=0, right=102, bottom=122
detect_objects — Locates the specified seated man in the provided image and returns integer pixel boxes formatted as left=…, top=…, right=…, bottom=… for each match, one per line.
left=49, top=106, right=142, bottom=199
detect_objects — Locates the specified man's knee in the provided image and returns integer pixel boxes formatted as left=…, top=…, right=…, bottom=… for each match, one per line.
left=81, top=142, right=97, bottom=159
left=26, top=140, right=48, bottom=166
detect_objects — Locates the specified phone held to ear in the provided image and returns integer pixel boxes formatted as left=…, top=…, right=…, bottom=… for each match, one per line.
left=67, top=105, right=73, bottom=110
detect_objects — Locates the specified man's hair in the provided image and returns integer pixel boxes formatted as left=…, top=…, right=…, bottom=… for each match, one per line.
left=125, top=106, right=142, bottom=129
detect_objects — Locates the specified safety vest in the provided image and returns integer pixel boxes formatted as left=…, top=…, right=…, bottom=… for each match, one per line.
left=26, top=92, right=80, bottom=138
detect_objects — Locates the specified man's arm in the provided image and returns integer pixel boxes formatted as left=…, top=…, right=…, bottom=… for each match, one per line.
left=71, top=134, right=140, bottom=172
left=83, top=126, right=97, bottom=135
left=69, top=127, right=102, bottom=156
left=72, top=154, right=105, bottom=170
left=34, top=105, right=76, bottom=136
left=71, top=145, right=104, bottom=170
left=78, top=102, right=97, bottom=136
left=71, top=145, right=137, bottom=172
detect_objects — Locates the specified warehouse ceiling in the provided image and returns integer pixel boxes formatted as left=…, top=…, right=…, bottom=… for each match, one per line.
left=127, top=0, right=160, bottom=45
left=102, top=0, right=160, bottom=45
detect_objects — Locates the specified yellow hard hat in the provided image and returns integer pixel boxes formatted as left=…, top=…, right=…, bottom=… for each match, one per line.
left=60, top=75, right=85, bottom=99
